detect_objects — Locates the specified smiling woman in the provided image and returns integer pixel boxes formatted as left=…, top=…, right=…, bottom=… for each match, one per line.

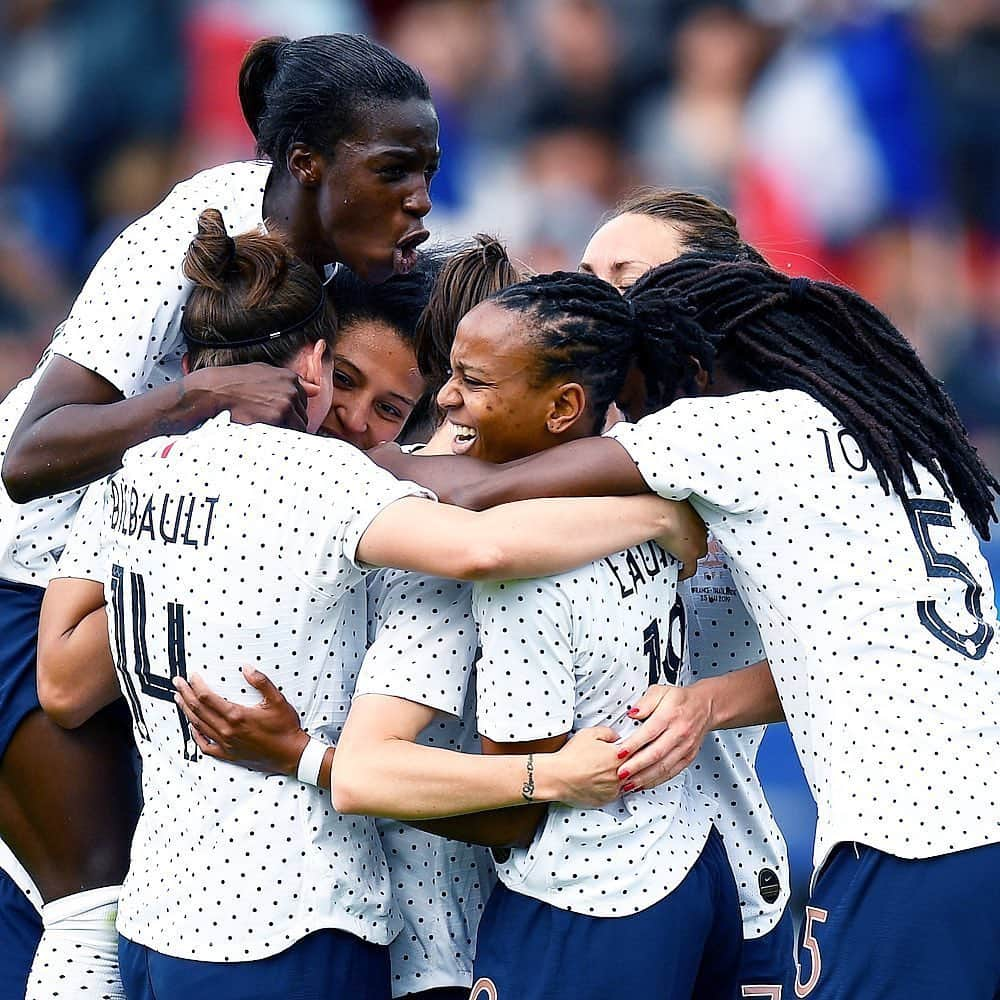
left=321, top=264, right=433, bottom=448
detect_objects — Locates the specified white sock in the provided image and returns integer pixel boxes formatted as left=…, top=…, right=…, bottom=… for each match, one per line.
left=26, top=886, right=124, bottom=999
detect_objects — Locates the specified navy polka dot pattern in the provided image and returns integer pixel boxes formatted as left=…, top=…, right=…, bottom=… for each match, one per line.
left=473, top=545, right=713, bottom=917
left=68, top=413, right=434, bottom=962
left=608, top=389, right=1000, bottom=871
left=359, top=568, right=496, bottom=997
left=0, top=161, right=269, bottom=589
left=679, top=536, right=790, bottom=938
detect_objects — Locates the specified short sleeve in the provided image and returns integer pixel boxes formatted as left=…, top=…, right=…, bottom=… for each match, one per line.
left=53, top=191, right=195, bottom=394
left=605, top=394, right=773, bottom=514
left=473, top=577, right=576, bottom=742
left=308, top=442, right=435, bottom=593
left=54, top=479, right=109, bottom=583
left=354, top=570, right=476, bottom=718
left=53, top=162, right=268, bottom=395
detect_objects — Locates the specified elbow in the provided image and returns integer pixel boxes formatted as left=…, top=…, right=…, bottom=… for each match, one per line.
left=331, top=757, right=374, bottom=815
left=36, top=674, right=89, bottom=730
left=1, top=448, right=38, bottom=504
left=449, top=541, right=509, bottom=582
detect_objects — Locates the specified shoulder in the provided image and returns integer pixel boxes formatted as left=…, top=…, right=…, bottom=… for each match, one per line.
left=164, top=160, right=270, bottom=208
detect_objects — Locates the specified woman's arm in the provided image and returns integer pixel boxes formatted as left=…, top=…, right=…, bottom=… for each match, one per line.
left=369, top=435, right=646, bottom=511
left=356, top=493, right=706, bottom=582
left=172, top=672, right=626, bottom=829
left=3, top=356, right=311, bottom=502
left=37, top=577, right=121, bottom=729
left=612, top=660, right=784, bottom=790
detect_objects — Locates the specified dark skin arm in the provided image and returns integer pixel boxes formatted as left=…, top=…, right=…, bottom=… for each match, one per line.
left=368, top=436, right=648, bottom=511
left=413, top=734, right=564, bottom=848
left=3, top=356, right=310, bottom=503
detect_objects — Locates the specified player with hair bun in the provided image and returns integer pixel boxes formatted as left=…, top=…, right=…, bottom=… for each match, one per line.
left=173, top=233, right=525, bottom=1000
left=376, top=252, right=1000, bottom=999
left=36, top=214, right=704, bottom=1000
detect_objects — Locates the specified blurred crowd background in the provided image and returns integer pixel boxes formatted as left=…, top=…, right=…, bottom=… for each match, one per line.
left=1, top=0, right=998, bottom=912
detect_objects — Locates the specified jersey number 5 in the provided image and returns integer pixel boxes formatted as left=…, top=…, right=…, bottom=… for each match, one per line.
left=904, top=499, right=994, bottom=660
left=110, top=564, right=198, bottom=759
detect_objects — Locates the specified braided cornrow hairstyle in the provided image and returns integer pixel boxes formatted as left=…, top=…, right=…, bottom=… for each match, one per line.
left=491, top=271, right=700, bottom=432
left=632, top=255, right=1000, bottom=538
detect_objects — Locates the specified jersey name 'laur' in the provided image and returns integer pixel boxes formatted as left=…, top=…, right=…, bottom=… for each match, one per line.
left=109, top=480, right=220, bottom=549
left=602, top=540, right=673, bottom=600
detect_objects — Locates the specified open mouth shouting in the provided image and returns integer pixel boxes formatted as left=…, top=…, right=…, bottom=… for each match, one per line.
left=393, top=229, right=430, bottom=275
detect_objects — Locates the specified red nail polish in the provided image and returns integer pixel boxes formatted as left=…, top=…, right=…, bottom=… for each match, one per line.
left=627, top=708, right=639, bottom=717
left=622, top=782, right=636, bottom=793
left=618, top=769, right=631, bottom=781
left=616, top=748, right=630, bottom=760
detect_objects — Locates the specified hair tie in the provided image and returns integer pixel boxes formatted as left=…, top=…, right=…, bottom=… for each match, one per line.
left=788, top=276, right=812, bottom=301
left=221, top=234, right=237, bottom=271
left=185, top=281, right=327, bottom=349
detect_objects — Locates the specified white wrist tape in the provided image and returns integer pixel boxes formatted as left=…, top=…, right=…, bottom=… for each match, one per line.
left=296, top=736, right=329, bottom=787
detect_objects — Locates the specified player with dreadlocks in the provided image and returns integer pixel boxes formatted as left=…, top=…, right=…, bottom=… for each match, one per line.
left=372, top=256, right=1000, bottom=999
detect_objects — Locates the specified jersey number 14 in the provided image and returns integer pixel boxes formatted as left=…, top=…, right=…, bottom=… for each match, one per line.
left=109, top=564, right=198, bottom=759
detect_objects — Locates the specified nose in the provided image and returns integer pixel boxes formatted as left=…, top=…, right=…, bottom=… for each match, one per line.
left=436, top=374, right=461, bottom=411
left=337, top=398, right=369, bottom=436
left=404, top=180, right=432, bottom=218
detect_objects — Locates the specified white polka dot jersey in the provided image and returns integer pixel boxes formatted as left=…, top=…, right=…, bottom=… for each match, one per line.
left=607, top=389, right=1000, bottom=872
left=59, top=413, right=434, bottom=962
left=679, top=536, right=790, bottom=938
left=0, top=160, right=270, bottom=588
left=355, top=569, right=496, bottom=997
left=473, top=545, right=714, bottom=917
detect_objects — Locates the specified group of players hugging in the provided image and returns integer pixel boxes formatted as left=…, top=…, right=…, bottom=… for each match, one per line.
left=0, top=32, right=995, bottom=1000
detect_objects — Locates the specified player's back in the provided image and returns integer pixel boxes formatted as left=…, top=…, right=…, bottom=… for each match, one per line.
left=473, top=542, right=713, bottom=917
left=610, top=387, right=1000, bottom=869
left=100, top=413, right=423, bottom=962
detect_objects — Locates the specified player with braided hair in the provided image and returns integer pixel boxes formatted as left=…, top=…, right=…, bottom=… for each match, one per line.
left=373, top=255, right=1000, bottom=999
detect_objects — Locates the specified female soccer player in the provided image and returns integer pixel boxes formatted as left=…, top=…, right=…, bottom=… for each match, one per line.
left=0, top=32, right=441, bottom=996
left=37, top=214, right=704, bottom=1000
left=374, top=255, right=1000, bottom=999
left=580, top=189, right=795, bottom=996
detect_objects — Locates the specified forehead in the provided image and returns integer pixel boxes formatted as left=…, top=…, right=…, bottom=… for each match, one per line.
left=344, top=98, right=440, bottom=154
left=337, top=316, right=414, bottom=359
left=583, top=213, right=687, bottom=270
left=453, top=301, right=531, bottom=363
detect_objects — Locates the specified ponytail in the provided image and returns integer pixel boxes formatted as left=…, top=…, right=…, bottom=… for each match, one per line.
left=238, top=36, right=287, bottom=144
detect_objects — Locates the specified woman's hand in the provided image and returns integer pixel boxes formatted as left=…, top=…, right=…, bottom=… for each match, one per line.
left=541, top=726, right=629, bottom=807
left=185, top=363, right=317, bottom=431
left=613, top=684, right=714, bottom=791
left=173, top=666, right=308, bottom=776
left=657, top=500, right=707, bottom=580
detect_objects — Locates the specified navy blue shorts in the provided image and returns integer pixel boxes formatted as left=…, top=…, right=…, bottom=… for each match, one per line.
left=0, top=864, right=42, bottom=998
left=739, top=907, right=795, bottom=998
left=119, top=928, right=391, bottom=1000
left=794, top=841, right=1000, bottom=999
left=471, top=827, right=742, bottom=1000
left=0, top=577, right=44, bottom=762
